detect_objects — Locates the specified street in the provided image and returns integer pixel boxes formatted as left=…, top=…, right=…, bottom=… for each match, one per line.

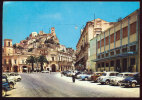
left=6, top=72, right=140, bottom=97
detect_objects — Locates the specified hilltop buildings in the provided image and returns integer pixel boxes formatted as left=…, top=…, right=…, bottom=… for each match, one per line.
left=2, top=27, right=76, bottom=72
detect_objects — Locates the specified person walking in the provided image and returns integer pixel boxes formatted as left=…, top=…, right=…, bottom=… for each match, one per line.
left=72, top=71, right=75, bottom=83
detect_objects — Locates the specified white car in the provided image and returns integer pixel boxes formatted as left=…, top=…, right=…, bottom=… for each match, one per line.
left=41, top=70, right=50, bottom=73
left=98, top=71, right=119, bottom=85
left=9, top=73, right=22, bottom=82
left=110, top=72, right=136, bottom=86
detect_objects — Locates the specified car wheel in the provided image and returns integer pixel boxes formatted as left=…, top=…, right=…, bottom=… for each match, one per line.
left=105, top=80, right=110, bottom=85
left=85, top=78, right=88, bottom=81
left=9, top=83, right=14, bottom=89
left=117, top=82, right=121, bottom=86
left=17, top=78, right=21, bottom=81
left=131, top=82, right=136, bottom=88
left=2, top=89, right=6, bottom=97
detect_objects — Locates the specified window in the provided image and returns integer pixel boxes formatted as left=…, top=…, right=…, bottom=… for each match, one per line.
left=130, top=45, right=136, bottom=52
left=98, top=55, right=100, bottom=59
left=122, top=26, right=128, bottom=38
left=101, top=39, right=104, bottom=47
left=110, top=73, right=115, bottom=76
left=15, top=60, right=16, bottom=64
left=105, top=36, right=109, bottom=45
left=52, top=57, right=54, bottom=61
left=116, top=30, right=120, bottom=41
left=101, top=54, right=104, bottom=58
left=105, top=53, right=109, bottom=57
left=22, top=60, right=25, bottom=64
left=110, top=51, right=114, bottom=56
left=4, top=59, right=6, bottom=64
left=110, top=34, right=114, bottom=43
left=8, top=42, right=10, bottom=46
left=9, top=59, right=11, bottom=64
left=122, top=47, right=127, bottom=53
left=116, top=49, right=120, bottom=54
left=98, top=41, right=100, bottom=48
left=130, top=22, right=136, bottom=35
left=111, top=61, right=114, bottom=66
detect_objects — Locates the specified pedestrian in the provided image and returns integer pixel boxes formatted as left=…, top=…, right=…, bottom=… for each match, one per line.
left=72, top=71, right=75, bottom=83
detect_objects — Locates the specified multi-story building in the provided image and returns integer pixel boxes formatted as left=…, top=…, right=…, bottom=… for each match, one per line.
left=2, top=27, right=76, bottom=72
left=75, top=18, right=114, bottom=71
left=91, top=9, right=140, bottom=72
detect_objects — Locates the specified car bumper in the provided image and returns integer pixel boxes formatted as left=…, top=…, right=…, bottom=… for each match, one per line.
left=121, top=82, right=130, bottom=86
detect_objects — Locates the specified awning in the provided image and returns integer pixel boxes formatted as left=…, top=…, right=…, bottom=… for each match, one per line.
left=92, top=52, right=137, bottom=62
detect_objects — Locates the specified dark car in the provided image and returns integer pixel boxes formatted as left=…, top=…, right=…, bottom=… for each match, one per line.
left=2, top=76, right=11, bottom=97
left=121, top=73, right=140, bottom=88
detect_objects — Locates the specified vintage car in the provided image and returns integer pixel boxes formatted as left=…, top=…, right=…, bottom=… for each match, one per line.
left=41, top=70, right=50, bottom=73
left=97, top=71, right=119, bottom=85
left=2, top=74, right=16, bottom=89
left=80, top=73, right=92, bottom=80
left=9, top=73, right=22, bottom=81
left=2, top=76, right=11, bottom=97
left=90, top=72, right=104, bottom=82
left=121, top=73, right=140, bottom=88
left=110, top=72, right=136, bottom=86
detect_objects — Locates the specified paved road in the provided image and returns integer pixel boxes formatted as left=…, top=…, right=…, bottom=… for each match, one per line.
left=6, top=72, right=140, bottom=97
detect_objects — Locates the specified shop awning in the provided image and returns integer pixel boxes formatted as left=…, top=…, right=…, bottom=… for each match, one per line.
left=92, top=52, right=137, bottom=62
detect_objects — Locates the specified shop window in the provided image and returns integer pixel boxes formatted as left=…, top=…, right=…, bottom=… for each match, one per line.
left=111, top=61, right=114, bottom=66
left=98, top=64, right=100, bottom=68
left=105, top=36, right=109, bottom=45
left=122, top=26, right=128, bottom=38
left=116, top=30, right=120, bottom=41
left=122, top=47, right=127, bottom=53
left=102, top=62, right=104, bottom=67
left=110, top=33, right=114, bottom=43
left=130, top=22, right=136, bottom=35
left=116, top=49, right=120, bottom=54
left=130, top=45, right=136, bottom=52
left=106, top=63, right=109, bottom=67
left=110, top=51, right=114, bottom=56
left=130, top=58, right=135, bottom=65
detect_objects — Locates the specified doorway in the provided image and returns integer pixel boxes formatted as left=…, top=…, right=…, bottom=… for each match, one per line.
left=122, top=58, right=127, bottom=72
left=51, top=64, right=56, bottom=72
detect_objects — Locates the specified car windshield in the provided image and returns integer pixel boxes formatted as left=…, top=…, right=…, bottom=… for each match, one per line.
left=102, top=73, right=106, bottom=76
left=117, top=74, right=123, bottom=77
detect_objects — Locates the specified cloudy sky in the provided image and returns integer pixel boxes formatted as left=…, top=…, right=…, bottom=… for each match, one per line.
left=3, top=1, right=140, bottom=49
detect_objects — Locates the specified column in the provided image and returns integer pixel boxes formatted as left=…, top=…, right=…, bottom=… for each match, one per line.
left=127, top=17, right=130, bottom=71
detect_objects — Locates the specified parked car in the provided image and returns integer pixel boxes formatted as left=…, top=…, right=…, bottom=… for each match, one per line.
left=97, top=71, right=119, bottom=85
left=41, top=70, right=50, bottom=73
left=110, top=72, right=136, bottom=86
left=90, top=72, right=104, bottom=82
left=3, top=73, right=17, bottom=82
left=2, top=76, right=11, bottom=97
left=76, top=72, right=86, bottom=79
left=121, top=73, right=140, bottom=88
left=2, top=74, right=16, bottom=89
left=62, top=71, right=71, bottom=76
left=9, top=73, right=22, bottom=81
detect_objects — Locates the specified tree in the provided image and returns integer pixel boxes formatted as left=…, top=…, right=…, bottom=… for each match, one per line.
left=26, top=56, right=36, bottom=72
left=38, top=55, right=49, bottom=71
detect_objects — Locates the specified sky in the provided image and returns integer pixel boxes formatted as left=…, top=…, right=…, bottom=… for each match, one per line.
left=3, top=1, right=140, bottom=50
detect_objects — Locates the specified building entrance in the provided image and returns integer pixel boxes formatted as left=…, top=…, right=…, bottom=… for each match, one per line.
left=23, top=66, right=27, bottom=72
left=116, top=60, right=121, bottom=72
left=13, top=66, right=18, bottom=72
left=51, top=64, right=56, bottom=72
